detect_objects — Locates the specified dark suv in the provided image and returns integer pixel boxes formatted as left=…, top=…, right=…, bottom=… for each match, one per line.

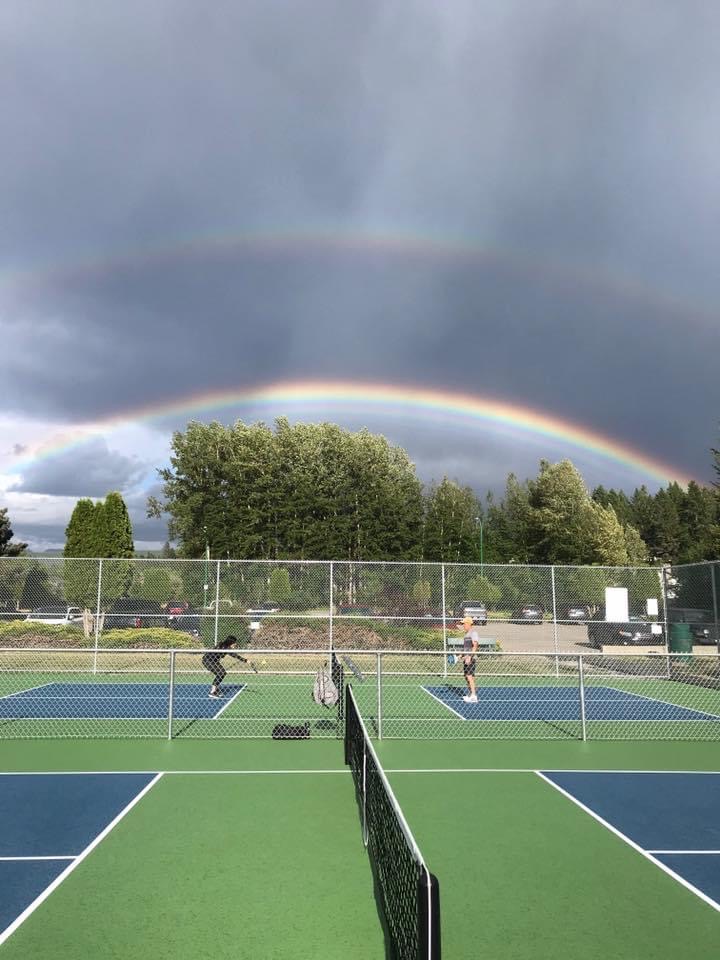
left=103, top=598, right=167, bottom=629
left=587, top=612, right=664, bottom=648
left=512, top=604, right=545, bottom=624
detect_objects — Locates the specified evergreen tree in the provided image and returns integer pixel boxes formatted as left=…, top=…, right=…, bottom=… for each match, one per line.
left=0, top=507, right=27, bottom=557
left=484, top=475, right=533, bottom=563
left=64, top=499, right=97, bottom=557
left=102, top=492, right=135, bottom=557
left=422, top=478, right=481, bottom=562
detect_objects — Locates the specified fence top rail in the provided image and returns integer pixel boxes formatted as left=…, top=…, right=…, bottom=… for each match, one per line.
left=0, top=556, right=670, bottom=571
left=0, top=646, right=717, bottom=660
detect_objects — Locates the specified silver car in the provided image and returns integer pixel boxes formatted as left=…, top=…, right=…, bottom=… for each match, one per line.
left=25, top=605, right=83, bottom=626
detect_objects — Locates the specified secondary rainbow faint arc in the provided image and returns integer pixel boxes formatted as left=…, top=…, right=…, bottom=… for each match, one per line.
left=7, top=381, right=694, bottom=487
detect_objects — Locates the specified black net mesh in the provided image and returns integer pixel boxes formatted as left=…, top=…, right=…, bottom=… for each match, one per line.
left=345, top=685, right=440, bottom=960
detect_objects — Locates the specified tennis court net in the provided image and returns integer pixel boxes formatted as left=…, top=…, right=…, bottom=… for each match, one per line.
left=344, top=684, right=440, bottom=960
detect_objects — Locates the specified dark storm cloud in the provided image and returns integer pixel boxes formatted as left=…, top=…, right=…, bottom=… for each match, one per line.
left=13, top=439, right=147, bottom=498
left=2, top=0, right=719, bottom=499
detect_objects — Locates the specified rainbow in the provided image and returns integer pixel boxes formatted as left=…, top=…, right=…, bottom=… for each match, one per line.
left=2, top=228, right=717, bottom=329
left=5, top=380, right=696, bottom=487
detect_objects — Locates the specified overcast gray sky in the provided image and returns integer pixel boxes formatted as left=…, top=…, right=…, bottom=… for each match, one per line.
left=1, top=1, right=719, bottom=550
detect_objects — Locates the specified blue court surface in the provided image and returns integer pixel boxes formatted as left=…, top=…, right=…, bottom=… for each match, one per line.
left=539, top=771, right=720, bottom=909
left=424, top=684, right=720, bottom=722
left=0, top=683, right=245, bottom=719
left=0, top=773, right=159, bottom=945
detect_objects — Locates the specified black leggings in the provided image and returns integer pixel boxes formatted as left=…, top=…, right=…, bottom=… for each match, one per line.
left=202, top=653, right=226, bottom=686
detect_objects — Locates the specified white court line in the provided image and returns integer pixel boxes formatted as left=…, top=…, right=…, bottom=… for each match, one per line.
left=421, top=686, right=466, bottom=719
left=648, top=850, right=720, bottom=855
left=0, top=768, right=718, bottom=776
left=0, top=772, right=164, bottom=947
left=212, top=685, right=246, bottom=719
left=0, top=683, right=57, bottom=702
left=598, top=685, right=720, bottom=720
left=0, top=856, right=75, bottom=861
left=535, top=770, right=720, bottom=914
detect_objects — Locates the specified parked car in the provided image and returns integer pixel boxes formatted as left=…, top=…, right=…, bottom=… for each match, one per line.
left=103, top=598, right=167, bottom=629
left=512, top=604, right=545, bottom=624
left=564, top=604, right=592, bottom=623
left=245, top=605, right=281, bottom=615
left=166, top=602, right=201, bottom=636
left=587, top=612, right=664, bottom=648
left=668, top=608, right=719, bottom=646
left=459, top=602, right=488, bottom=626
left=25, top=605, right=83, bottom=626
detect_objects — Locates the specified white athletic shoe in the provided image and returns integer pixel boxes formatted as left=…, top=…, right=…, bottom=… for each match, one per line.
left=462, top=694, right=478, bottom=703
left=209, top=691, right=221, bottom=699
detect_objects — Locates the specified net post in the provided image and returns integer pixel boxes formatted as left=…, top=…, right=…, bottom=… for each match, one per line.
left=362, top=721, right=368, bottom=846
left=167, top=648, right=176, bottom=740
left=93, top=558, right=103, bottom=675
left=577, top=654, right=587, bottom=741
left=376, top=651, right=383, bottom=740
left=417, top=868, right=441, bottom=960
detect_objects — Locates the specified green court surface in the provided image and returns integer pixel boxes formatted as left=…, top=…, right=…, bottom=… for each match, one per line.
left=1, top=738, right=719, bottom=959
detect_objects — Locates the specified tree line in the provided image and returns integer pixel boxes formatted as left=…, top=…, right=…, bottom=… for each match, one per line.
left=2, top=420, right=719, bottom=567
left=143, top=418, right=720, bottom=566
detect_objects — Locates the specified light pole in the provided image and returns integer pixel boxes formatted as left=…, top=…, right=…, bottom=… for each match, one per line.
left=203, top=528, right=210, bottom=610
left=475, top=516, right=484, bottom=573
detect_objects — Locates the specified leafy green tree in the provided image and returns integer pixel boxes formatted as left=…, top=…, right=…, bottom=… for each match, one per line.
left=20, top=563, right=60, bottom=608
left=485, top=475, right=533, bottom=563
left=411, top=578, right=432, bottom=608
left=465, top=574, right=501, bottom=606
left=134, top=566, right=174, bottom=602
left=622, top=522, right=649, bottom=564
left=422, top=478, right=481, bottom=562
left=526, top=460, right=596, bottom=564
left=149, top=419, right=424, bottom=561
left=677, top=481, right=719, bottom=562
left=526, top=460, right=645, bottom=565
left=0, top=507, right=27, bottom=557
left=268, top=567, right=292, bottom=604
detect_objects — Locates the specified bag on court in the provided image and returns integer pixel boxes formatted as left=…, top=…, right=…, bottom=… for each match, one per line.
left=312, top=664, right=339, bottom=708
left=272, top=722, right=310, bottom=740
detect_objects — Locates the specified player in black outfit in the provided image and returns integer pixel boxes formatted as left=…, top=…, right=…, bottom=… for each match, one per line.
left=202, top=635, right=255, bottom=698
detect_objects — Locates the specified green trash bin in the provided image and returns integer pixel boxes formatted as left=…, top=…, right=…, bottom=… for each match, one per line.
left=669, top=622, right=693, bottom=661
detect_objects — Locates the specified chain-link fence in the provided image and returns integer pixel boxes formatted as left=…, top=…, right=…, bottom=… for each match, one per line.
left=0, top=647, right=717, bottom=741
left=5, top=557, right=716, bottom=656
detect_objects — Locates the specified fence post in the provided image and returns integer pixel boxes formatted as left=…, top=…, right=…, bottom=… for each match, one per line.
left=213, top=560, right=221, bottom=647
left=377, top=651, right=383, bottom=740
left=329, top=561, right=334, bottom=656
left=577, top=655, right=587, bottom=742
left=711, top=563, right=719, bottom=653
left=441, top=564, right=448, bottom=679
left=551, top=565, right=559, bottom=677
left=93, top=558, right=103, bottom=675
left=168, top=649, right=176, bottom=740
left=660, top=565, right=671, bottom=678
